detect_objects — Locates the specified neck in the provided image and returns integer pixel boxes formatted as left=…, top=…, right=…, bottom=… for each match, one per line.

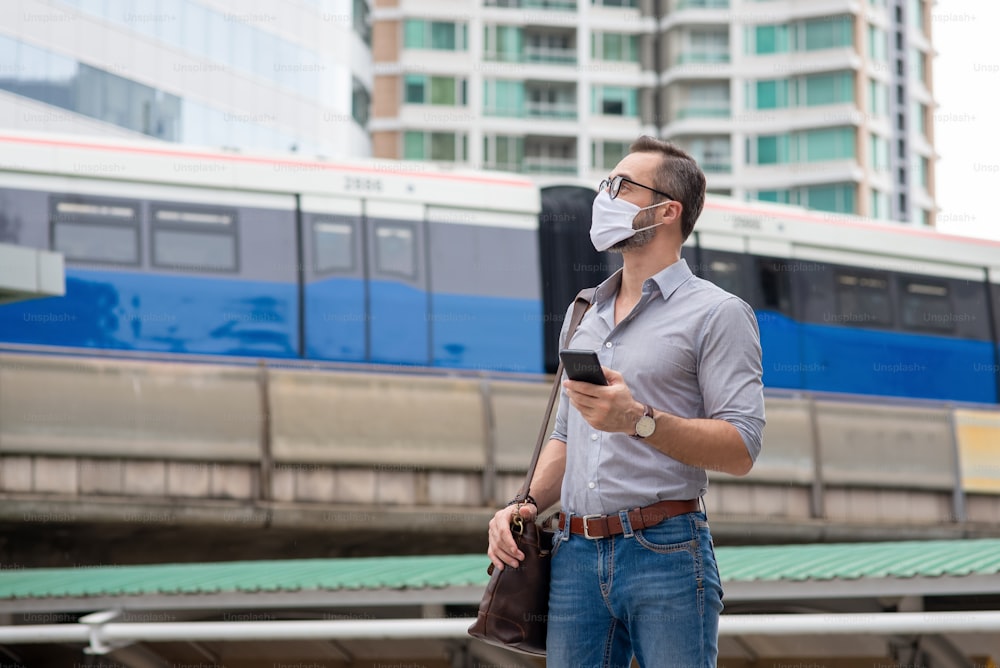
left=618, top=245, right=681, bottom=302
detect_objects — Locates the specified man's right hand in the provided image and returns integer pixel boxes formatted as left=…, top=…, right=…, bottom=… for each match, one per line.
left=487, top=502, right=537, bottom=571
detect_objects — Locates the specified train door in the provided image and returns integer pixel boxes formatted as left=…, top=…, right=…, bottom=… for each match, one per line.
left=364, top=201, right=430, bottom=366
left=301, top=195, right=366, bottom=362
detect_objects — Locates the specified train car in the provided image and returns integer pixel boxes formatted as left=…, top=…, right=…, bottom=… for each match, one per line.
left=2, top=132, right=999, bottom=403
left=0, top=132, right=543, bottom=373
left=538, top=185, right=1000, bottom=404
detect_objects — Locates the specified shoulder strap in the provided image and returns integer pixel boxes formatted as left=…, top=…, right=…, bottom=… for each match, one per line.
left=515, top=287, right=597, bottom=503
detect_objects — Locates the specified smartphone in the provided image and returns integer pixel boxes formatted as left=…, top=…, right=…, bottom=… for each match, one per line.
left=559, top=349, right=608, bottom=385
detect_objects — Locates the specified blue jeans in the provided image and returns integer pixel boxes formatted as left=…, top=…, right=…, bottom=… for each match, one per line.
left=546, top=511, right=723, bottom=667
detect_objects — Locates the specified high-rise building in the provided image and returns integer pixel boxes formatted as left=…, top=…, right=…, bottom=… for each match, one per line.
left=0, top=0, right=374, bottom=157
left=371, top=0, right=935, bottom=226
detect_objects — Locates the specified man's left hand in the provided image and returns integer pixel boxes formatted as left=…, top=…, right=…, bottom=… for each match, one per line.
left=563, top=367, right=643, bottom=434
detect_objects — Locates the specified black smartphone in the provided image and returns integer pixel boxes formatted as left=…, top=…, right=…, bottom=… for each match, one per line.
left=559, top=349, right=608, bottom=385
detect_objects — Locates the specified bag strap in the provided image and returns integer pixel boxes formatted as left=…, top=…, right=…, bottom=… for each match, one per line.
left=514, top=287, right=597, bottom=505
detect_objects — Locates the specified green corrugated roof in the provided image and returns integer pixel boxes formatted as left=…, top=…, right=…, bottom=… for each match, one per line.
left=2, top=539, right=1000, bottom=601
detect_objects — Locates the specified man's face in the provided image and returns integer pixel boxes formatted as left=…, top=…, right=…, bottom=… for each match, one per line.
left=606, top=151, right=667, bottom=252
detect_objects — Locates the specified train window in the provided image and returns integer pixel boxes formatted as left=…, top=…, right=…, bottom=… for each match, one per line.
left=757, top=259, right=793, bottom=314
left=374, top=223, right=416, bottom=278
left=151, top=206, right=237, bottom=272
left=899, top=279, right=953, bottom=333
left=698, top=250, right=752, bottom=302
left=835, top=271, right=892, bottom=326
left=51, top=198, right=139, bottom=265
left=313, top=219, right=355, bottom=274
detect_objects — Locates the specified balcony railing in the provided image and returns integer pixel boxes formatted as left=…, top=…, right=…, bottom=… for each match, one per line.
left=674, top=0, right=729, bottom=8
left=674, top=106, right=731, bottom=119
left=524, top=45, right=577, bottom=64
left=675, top=51, right=730, bottom=65
left=525, top=101, right=578, bottom=119
left=522, top=157, right=578, bottom=174
left=486, top=0, right=577, bottom=9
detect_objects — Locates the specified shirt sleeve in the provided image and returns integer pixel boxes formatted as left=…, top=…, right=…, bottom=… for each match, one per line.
left=549, top=300, right=577, bottom=443
left=696, top=296, right=766, bottom=462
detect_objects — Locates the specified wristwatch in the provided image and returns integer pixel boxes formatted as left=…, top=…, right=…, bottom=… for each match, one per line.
left=633, top=404, right=655, bottom=439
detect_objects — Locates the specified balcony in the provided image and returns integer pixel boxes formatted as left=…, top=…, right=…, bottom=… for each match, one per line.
left=522, top=156, right=578, bottom=174
left=675, top=51, right=730, bottom=65
left=525, top=101, right=578, bottom=119
left=674, top=105, right=731, bottom=119
left=674, top=0, right=729, bottom=8
left=486, top=0, right=577, bottom=8
left=524, top=45, right=577, bottom=65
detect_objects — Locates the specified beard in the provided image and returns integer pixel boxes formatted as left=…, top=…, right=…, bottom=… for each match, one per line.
left=607, top=209, right=659, bottom=253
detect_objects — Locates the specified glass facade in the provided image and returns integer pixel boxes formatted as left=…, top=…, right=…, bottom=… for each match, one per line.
left=750, top=16, right=853, bottom=54
left=0, top=33, right=309, bottom=150
left=404, top=131, right=467, bottom=161
left=55, top=0, right=339, bottom=104
left=753, top=183, right=856, bottom=213
left=404, top=20, right=468, bottom=51
left=753, top=127, right=856, bottom=164
left=592, top=33, right=639, bottom=62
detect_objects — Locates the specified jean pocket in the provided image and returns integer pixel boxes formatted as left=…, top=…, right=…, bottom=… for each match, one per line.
left=632, top=515, right=698, bottom=554
left=633, top=531, right=697, bottom=555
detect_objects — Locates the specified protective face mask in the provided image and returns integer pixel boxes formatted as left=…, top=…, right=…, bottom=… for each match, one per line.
left=589, top=190, right=670, bottom=252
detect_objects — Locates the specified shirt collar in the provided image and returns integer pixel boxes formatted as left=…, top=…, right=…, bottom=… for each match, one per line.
left=592, top=258, right=693, bottom=305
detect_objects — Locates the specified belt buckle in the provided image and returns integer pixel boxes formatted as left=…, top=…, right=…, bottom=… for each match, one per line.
left=581, top=514, right=603, bottom=540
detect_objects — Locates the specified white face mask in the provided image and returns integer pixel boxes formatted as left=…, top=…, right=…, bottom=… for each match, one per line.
left=589, top=190, right=670, bottom=252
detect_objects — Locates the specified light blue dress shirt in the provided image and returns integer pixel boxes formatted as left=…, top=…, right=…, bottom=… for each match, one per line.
left=552, top=258, right=766, bottom=516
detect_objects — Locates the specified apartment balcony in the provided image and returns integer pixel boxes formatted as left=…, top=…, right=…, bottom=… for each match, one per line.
left=522, top=156, right=578, bottom=175
left=485, top=0, right=577, bottom=9
left=674, top=0, right=729, bottom=8
left=673, top=105, right=731, bottom=120
left=524, top=45, right=577, bottom=65
left=675, top=51, right=730, bottom=66
left=525, top=101, right=578, bottom=120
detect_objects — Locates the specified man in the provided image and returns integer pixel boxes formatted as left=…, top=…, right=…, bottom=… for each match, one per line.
left=487, top=136, right=765, bottom=666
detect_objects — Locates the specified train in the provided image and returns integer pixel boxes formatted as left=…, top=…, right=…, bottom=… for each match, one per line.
left=1, top=131, right=998, bottom=404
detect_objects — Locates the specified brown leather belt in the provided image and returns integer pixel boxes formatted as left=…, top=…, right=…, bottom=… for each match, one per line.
left=557, top=498, right=700, bottom=539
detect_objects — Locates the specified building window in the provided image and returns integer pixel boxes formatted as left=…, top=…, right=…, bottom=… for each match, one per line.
left=592, top=141, right=631, bottom=170
left=753, top=24, right=791, bottom=54
left=867, top=25, right=888, bottom=61
left=404, top=131, right=468, bottom=162
left=483, top=79, right=526, bottom=116
left=868, top=79, right=889, bottom=117
left=870, top=133, right=890, bottom=172
left=404, top=20, right=468, bottom=50
left=592, top=86, right=638, bottom=116
left=805, top=127, right=855, bottom=161
left=804, top=71, right=854, bottom=105
left=351, top=78, right=370, bottom=128
left=754, top=79, right=789, bottom=109
left=483, top=25, right=523, bottom=62
left=483, top=135, right=525, bottom=171
left=870, top=189, right=889, bottom=219
left=353, top=0, right=371, bottom=46
left=405, top=75, right=467, bottom=106
left=592, top=32, right=639, bottom=62
left=805, top=183, right=855, bottom=214
left=803, top=15, right=854, bottom=51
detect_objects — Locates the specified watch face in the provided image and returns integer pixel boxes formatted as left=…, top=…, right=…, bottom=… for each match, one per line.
left=635, top=415, right=655, bottom=438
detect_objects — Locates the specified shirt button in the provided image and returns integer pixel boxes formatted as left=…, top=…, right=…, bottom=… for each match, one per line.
left=605, top=342, right=613, bottom=348
left=588, top=481, right=596, bottom=489
left=590, top=433, right=598, bottom=441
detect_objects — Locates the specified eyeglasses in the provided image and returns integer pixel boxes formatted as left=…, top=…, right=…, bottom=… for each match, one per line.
left=599, top=175, right=675, bottom=202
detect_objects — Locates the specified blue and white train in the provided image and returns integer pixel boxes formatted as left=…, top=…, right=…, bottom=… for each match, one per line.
left=1, top=132, right=998, bottom=404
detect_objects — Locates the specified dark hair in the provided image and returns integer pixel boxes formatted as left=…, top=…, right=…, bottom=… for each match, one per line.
left=629, top=135, right=706, bottom=241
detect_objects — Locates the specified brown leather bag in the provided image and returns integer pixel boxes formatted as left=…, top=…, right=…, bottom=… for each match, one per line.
left=467, top=288, right=594, bottom=656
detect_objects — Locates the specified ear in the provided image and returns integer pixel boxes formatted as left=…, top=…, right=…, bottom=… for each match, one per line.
left=660, top=200, right=682, bottom=224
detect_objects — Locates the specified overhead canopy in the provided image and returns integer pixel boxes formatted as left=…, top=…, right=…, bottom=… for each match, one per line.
left=1, top=539, right=999, bottom=667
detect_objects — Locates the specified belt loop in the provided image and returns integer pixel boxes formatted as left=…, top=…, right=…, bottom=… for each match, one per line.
left=561, top=512, right=572, bottom=541
left=618, top=509, right=633, bottom=538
